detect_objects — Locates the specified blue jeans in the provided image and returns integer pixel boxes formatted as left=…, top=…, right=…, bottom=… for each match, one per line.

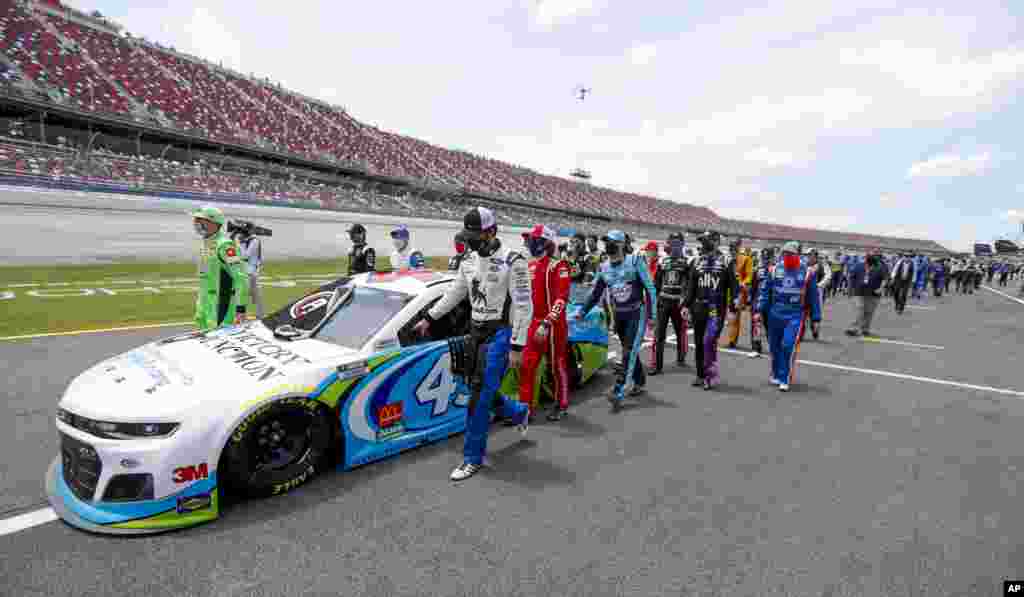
left=463, top=326, right=528, bottom=465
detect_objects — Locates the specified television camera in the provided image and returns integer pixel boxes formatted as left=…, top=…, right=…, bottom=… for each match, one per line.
left=227, top=219, right=273, bottom=238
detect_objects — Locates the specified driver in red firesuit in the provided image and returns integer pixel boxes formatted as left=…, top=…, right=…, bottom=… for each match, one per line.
left=519, top=225, right=573, bottom=421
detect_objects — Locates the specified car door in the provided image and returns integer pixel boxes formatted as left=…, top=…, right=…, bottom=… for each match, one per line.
left=341, top=289, right=472, bottom=469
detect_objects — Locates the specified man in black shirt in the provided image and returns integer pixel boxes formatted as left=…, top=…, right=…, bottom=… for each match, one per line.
left=346, top=224, right=376, bottom=275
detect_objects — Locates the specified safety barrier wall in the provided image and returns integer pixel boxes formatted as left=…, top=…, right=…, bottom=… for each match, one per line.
left=0, top=171, right=415, bottom=218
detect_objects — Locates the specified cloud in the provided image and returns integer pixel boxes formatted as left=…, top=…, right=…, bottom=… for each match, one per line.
left=907, top=153, right=992, bottom=178
left=528, top=0, right=598, bottom=27
left=627, top=43, right=658, bottom=67
left=742, top=147, right=811, bottom=170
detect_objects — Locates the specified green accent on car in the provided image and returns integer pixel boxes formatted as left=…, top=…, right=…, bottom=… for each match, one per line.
left=108, top=490, right=219, bottom=530
left=313, top=351, right=401, bottom=409
left=497, top=342, right=608, bottom=407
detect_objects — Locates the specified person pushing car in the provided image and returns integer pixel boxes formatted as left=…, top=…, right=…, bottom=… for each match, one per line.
left=191, top=206, right=249, bottom=332
left=412, top=207, right=532, bottom=482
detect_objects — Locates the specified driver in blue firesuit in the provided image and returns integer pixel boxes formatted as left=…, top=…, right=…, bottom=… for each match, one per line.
left=412, top=207, right=532, bottom=482
left=758, top=241, right=822, bottom=392
left=577, top=230, right=657, bottom=411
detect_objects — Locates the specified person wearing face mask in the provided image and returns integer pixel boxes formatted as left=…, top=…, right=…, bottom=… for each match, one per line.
left=390, top=225, right=424, bottom=271
left=190, top=206, right=249, bottom=332
left=448, top=230, right=468, bottom=271
left=846, top=249, right=888, bottom=337
left=567, top=232, right=593, bottom=284
left=586, top=234, right=601, bottom=261
left=757, top=242, right=822, bottom=392
left=518, top=225, right=572, bottom=421
left=577, top=230, right=657, bottom=410
left=411, top=207, right=532, bottom=482
left=684, top=230, right=736, bottom=390
left=889, top=253, right=915, bottom=314
left=649, top=232, right=690, bottom=374
left=346, top=223, right=377, bottom=275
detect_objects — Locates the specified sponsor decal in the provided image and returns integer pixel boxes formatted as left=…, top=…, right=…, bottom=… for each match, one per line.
left=173, top=463, right=209, bottom=484
left=377, top=402, right=403, bottom=428
left=289, top=291, right=333, bottom=319
left=194, top=329, right=314, bottom=382
left=176, top=492, right=212, bottom=514
left=376, top=424, right=405, bottom=441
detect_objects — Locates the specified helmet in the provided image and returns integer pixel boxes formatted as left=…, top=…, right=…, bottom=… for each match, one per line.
left=190, top=205, right=225, bottom=227
left=390, top=225, right=410, bottom=241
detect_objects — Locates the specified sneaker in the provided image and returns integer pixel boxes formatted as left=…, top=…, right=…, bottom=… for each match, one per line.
left=703, top=378, right=713, bottom=391
left=648, top=367, right=662, bottom=376
left=676, top=356, right=686, bottom=367
left=629, top=385, right=645, bottom=397
left=691, top=377, right=704, bottom=387
left=517, top=416, right=529, bottom=436
left=450, top=462, right=482, bottom=482
left=546, top=408, right=567, bottom=422
left=779, top=383, right=790, bottom=392
left=749, top=351, right=762, bottom=358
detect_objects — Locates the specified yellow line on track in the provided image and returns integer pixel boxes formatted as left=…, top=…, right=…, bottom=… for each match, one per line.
left=0, top=321, right=194, bottom=342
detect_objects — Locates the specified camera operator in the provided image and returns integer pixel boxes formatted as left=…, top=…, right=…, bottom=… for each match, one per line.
left=232, top=222, right=265, bottom=318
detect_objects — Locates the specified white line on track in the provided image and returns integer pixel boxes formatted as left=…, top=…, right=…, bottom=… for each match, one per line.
left=0, top=508, right=57, bottom=537
left=860, top=337, right=944, bottom=350
left=982, top=285, right=1024, bottom=306
left=657, top=340, right=1024, bottom=397
left=906, top=305, right=936, bottom=311
left=0, top=321, right=193, bottom=342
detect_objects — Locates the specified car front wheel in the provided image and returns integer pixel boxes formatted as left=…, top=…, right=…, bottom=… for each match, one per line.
left=221, top=397, right=333, bottom=498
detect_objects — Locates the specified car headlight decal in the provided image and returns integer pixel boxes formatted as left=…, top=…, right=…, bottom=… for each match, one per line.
left=57, top=408, right=179, bottom=439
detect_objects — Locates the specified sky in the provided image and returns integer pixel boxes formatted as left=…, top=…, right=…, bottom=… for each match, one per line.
left=62, top=0, right=1024, bottom=252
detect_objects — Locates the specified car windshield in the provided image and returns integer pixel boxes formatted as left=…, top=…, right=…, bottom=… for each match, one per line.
left=312, top=286, right=413, bottom=349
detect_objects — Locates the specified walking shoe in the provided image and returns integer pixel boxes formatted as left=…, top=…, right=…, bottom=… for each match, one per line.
left=546, top=407, right=567, bottom=422
left=450, top=462, right=482, bottom=482
left=845, top=329, right=859, bottom=337
left=749, top=350, right=762, bottom=358
left=517, top=416, right=529, bottom=437
left=648, top=367, right=663, bottom=376
left=629, top=385, right=645, bottom=397
left=677, top=356, right=686, bottom=367
left=692, top=376, right=704, bottom=387
left=779, top=383, right=790, bottom=392
left=703, top=378, right=713, bottom=391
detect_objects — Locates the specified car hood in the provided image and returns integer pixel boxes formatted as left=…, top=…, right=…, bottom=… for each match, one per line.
left=60, top=323, right=360, bottom=422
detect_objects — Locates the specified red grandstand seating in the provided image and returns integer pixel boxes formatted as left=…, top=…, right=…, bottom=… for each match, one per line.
left=0, top=3, right=948, bottom=253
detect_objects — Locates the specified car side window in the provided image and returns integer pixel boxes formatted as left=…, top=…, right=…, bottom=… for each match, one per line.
left=397, top=296, right=471, bottom=347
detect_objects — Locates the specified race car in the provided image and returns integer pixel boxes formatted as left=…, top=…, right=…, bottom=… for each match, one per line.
left=46, top=269, right=609, bottom=534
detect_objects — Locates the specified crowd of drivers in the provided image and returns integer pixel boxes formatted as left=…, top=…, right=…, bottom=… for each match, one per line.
left=191, top=204, right=1021, bottom=482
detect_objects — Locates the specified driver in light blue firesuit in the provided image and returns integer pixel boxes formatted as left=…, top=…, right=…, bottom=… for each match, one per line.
left=757, top=241, right=822, bottom=392
left=577, top=230, right=657, bottom=411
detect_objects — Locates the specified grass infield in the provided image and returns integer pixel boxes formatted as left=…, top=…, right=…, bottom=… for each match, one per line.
left=0, top=256, right=450, bottom=338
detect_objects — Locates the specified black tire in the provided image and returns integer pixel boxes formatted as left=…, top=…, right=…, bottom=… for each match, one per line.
left=221, top=397, right=333, bottom=499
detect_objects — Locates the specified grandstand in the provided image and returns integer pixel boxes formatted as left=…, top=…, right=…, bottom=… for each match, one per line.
left=0, top=0, right=949, bottom=254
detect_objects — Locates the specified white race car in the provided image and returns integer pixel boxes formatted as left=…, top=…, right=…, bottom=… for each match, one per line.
left=46, top=269, right=610, bottom=534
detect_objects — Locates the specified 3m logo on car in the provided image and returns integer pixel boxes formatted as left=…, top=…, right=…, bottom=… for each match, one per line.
left=173, top=463, right=209, bottom=484
left=377, top=402, right=403, bottom=428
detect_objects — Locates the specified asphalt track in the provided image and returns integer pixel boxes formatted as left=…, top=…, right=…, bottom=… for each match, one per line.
left=1, top=286, right=1023, bottom=596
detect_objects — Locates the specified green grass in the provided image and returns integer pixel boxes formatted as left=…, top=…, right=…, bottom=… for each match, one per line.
left=0, top=256, right=450, bottom=338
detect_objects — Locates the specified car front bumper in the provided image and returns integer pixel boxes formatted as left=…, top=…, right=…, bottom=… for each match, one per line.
left=45, top=456, right=220, bottom=536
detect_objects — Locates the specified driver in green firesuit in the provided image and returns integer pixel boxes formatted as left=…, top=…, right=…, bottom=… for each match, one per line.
left=191, top=206, right=249, bottom=331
